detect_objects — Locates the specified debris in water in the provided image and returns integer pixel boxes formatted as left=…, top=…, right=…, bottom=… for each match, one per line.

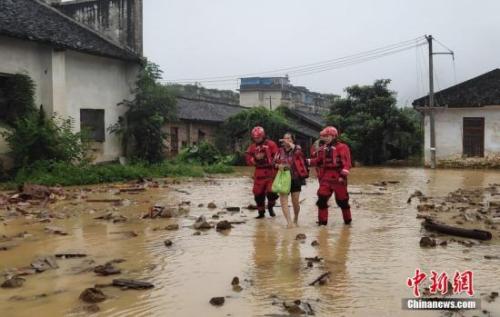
left=295, top=233, right=306, bottom=240
left=309, top=272, right=331, bottom=286
left=79, top=288, right=107, bottom=303
left=193, top=216, right=213, bottom=230
left=420, top=237, right=437, bottom=248
left=1, top=277, right=25, bottom=288
left=164, top=239, right=173, bottom=247
left=112, top=279, right=154, bottom=290
left=216, top=220, right=232, bottom=231
left=207, top=202, right=217, bottom=209
left=94, top=262, right=121, bottom=276
left=209, top=296, right=225, bottom=306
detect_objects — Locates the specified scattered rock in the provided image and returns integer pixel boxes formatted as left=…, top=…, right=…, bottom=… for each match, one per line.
left=232, top=285, right=243, bottom=292
left=44, top=225, right=68, bottom=236
left=209, top=296, right=225, bottom=306
left=307, top=261, right=313, bottom=268
left=407, top=190, right=424, bottom=203
left=193, top=216, right=212, bottom=230
left=165, top=224, right=179, bottom=231
left=420, top=237, right=437, bottom=248
left=31, top=256, right=59, bottom=272
left=94, top=263, right=121, bottom=276
left=226, top=207, right=240, bottom=212
left=311, top=240, right=319, bottom=247
left=216, top=220, right=232, bottom=231
left=212, top=214, right=220, bottom=219
left=198, top=203, right=204, bottom=207
left=246, top=204, right=258, bottom=210
left=295, top=233, right=306, bottom=240
left=1, top=277, right=25, bottom=288
left=439, top=240, right=448, bottom=247
left=231, top=277, right=240, bottom=286
left=283, top=301, right=306, bottom=315
left=193, top=231, right=201, bottom=236
left=164, top=239, right=173, bottom=247
left=94, top=212, right=127, bottom=223
left=207, top=202, right=217, bottom=209
left=79, top=288, right=107, bottom=303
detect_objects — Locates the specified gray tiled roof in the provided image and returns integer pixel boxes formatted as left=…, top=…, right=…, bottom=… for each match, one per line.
left=176, top=97, right=246, bottom=123
left=290, top=109, right=326, bottom=128
left=413, top=68, right=500, bottom=108
left=0, top=0, right=140, bottom=61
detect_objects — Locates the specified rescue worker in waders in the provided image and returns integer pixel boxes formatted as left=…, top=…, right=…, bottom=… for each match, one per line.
left=308, top=126, right=353, bottom=226
left=245, top=126, right=279, bottom=219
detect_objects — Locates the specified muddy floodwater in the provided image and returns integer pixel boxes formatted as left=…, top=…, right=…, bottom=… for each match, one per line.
left=1, top=167, right=499, bottom=317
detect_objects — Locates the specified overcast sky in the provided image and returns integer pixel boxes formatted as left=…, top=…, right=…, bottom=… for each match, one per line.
left=143, top=0, right=500, bottom=106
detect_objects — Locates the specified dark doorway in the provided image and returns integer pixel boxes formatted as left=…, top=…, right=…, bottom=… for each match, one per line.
left=170, top=127, right=179, bottom=155
left=80, top=109, right=105, bottom=142
left=463, top=117, right=484, bottom=157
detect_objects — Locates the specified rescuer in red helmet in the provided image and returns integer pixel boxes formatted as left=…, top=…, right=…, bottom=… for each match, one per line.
left=245, top=126, right=279, bottom=218
left=308, top=126, right=353, bottom=226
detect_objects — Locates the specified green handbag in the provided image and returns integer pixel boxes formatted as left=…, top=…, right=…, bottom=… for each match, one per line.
left=272, top=169, right=292, bottom=194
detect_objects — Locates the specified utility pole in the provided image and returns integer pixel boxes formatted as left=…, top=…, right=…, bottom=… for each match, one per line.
left=426, top=35, right=437, bottom=169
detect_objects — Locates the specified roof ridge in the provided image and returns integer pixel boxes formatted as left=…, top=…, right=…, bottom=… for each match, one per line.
left=176, top=96, right=245, bottom=108
left=34, top=0, right=139, bottom=58
left=413, top=68, right=500, bottom=103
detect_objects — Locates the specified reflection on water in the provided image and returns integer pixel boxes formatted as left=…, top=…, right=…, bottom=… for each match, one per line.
left=0, top=167, right=499, bottom=317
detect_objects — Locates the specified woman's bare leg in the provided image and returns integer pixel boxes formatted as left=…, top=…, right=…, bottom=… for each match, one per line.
left=280, top=194, right=293, bottom=228
left=291, top=192, right=301, bottom=225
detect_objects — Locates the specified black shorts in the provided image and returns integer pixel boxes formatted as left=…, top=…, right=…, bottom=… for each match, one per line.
left=290, top=178, right=305, bottom=193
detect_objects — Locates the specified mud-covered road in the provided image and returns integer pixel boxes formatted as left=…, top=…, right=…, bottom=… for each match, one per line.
left=1, top=167, right=499, bottom=316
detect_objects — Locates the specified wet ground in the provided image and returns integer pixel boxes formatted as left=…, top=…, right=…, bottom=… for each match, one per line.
left=0, top=167, right=499, bottom=317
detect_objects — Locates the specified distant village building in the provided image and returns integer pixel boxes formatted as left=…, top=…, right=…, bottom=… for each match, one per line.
left=239, top=76, right=332, bottom=113
left=166, top=97, right=326, bottom=157
left=0, top=0, right=142, bottom=164
left=413, top=69, right=500, bottom=165
left=165, top=97, right=246, bottom=156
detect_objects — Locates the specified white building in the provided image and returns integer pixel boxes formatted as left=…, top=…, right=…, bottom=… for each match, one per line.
left=239, top=77, right=331, bottom=113
left=0, top=0, right=142, bottom=165
left=413, top=69, right=500, bottom=166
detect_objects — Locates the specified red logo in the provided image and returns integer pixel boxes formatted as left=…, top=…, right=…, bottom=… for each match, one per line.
left=407, top=269, right=474, bottom=297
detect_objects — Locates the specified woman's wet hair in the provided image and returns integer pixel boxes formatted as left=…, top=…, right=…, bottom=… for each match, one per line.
left=283, top=132, right=295, bottom=142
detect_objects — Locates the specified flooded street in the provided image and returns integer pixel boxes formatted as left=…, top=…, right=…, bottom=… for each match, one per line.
left=1, top=167, right=500, bottom=317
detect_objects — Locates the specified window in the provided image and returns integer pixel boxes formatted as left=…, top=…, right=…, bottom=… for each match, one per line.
left=80, top=109, right=105, bottom=142
left=463, top=117, right=484, bottom=157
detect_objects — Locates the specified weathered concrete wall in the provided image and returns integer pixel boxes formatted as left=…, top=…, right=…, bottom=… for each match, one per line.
left=55, top=0, right=143, bottom=55
left=239, top=91, right=283, bottom=109
left=423, top=106, right=500, bottom=165
left=0, top=35, right=139, bottom=164
left=164, top=121, right=219, bottom=157
left=65, top=50, right=138, bottom=162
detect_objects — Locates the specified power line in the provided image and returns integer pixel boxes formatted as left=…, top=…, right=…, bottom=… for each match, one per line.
left=161, top=36, right=426, bottom=84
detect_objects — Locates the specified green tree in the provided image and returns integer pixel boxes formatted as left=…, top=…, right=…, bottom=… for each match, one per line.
left=215, top=106, right=290, bottom=154
left=110, top=61, right=177, bottom=163
left=0, top=73, right=36, bottom=123
left=327, top=79, right=422, bottom=165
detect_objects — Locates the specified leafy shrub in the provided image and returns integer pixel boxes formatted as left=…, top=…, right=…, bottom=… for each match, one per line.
left=2, top=107, right=90, bottom=168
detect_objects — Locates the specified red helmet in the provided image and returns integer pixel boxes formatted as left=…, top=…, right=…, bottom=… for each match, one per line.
left=251, top=126, right=265, bottom=139
left=320, top=126, right=338, bottom=137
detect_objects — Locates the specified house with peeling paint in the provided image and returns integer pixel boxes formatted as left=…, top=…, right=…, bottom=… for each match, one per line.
left=0, top=0, right=143, bottom=165
left=413, top=69, right=500, bottom=166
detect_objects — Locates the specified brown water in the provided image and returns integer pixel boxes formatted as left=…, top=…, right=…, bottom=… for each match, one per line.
left=1, top=167, right=499, bottom=317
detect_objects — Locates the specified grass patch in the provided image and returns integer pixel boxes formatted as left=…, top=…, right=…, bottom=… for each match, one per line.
left=8, top=160, right=233, bottom=187
left=203, top=163, right=235, bottom=174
